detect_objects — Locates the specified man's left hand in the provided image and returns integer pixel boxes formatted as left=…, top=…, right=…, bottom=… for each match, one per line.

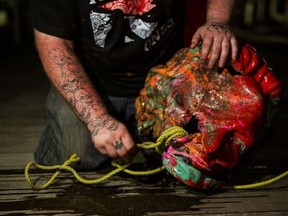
left=191, top=22, right=238, bottom=69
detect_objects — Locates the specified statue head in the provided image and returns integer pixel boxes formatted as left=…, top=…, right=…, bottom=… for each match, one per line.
left=135, top=43, right=282, bottom=189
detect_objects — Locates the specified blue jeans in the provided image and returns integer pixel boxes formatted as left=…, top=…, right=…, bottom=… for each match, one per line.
left=34, top=86, right=138, bottom=169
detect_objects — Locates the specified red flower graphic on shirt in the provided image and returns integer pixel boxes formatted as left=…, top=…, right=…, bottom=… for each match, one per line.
left=99, top=0, right=156, bottom=15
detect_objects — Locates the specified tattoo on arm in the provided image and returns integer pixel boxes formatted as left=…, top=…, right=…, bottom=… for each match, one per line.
left=47, top=46, right=119, bottom=134
left=207, top=22, right=232, bottom=33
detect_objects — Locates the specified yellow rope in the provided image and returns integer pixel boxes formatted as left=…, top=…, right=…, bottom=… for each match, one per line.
left=137, top=126, right=188, bottom=153
left=223, top=170, right=288, bottom=190
left=24, top=126, right=287, bottom=190
left=25, top=126, right=185, bottom=190
left=24, top=154, right=132, bottom=190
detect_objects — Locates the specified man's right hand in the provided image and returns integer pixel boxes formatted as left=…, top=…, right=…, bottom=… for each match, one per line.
left=89, top=116, right=136, bottom=158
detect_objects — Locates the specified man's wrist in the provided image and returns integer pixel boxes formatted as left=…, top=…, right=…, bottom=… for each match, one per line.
left=205, top=22, right=233, bottom=33
left=86, top=112, right=120, bottom=136
left=206, top=0, right=234, bottom=26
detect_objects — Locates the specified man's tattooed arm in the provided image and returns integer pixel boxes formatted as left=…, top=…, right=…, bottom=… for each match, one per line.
left=34, top=30, right=118, bottom=135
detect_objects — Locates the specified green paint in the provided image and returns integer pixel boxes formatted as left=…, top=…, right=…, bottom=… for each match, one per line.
left=163, top=156, right=201, bottom=183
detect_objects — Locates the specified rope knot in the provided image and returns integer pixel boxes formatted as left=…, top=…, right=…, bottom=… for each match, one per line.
left=137, top=126, right=188, bottom=153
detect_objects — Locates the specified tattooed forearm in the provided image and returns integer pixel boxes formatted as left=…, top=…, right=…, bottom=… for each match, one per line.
left=48, top=47, right=87, bottom=91
left=47, top=46, right=118, bottom=134
left=34, top=30, right=120, bottom=136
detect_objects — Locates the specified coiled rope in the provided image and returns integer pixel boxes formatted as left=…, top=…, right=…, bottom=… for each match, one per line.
left=25, top=126, right=287, bottom=190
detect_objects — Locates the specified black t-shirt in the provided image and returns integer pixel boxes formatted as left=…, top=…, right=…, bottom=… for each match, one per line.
left=31, top=0, right=185, bottom=96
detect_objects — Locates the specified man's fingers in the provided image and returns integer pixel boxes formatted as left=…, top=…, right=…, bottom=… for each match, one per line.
left=200, top=36, right=213, bottom=63
left=105, top=143, right=118, bottom=158
left=231, top=36, right=238, bottom=60
left=191, top=31, right=201, bottom=48
left=113, top=139, right=128, bottom=157
left=97, top=148, right=107, bottom=156
left=120, top=131, right=135, bottom=151
left=218, top=39, right=231, bottom=68
left=112, top=132, right=135, bottom=157
left=208, top=38, right=222, bottom=68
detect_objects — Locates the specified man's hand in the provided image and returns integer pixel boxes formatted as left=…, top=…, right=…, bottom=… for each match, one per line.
left=191, top=22, right=238, bottom=69
left=89, top=116, right=136, bottom=158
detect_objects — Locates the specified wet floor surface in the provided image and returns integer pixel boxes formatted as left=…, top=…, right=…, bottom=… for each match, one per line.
left=0, top=165, right=288, bottom=216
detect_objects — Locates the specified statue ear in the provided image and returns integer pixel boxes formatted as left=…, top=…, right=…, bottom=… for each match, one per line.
left=232, top=42, right=282, bottom=97
left=232, top=43, right=259, bottom=75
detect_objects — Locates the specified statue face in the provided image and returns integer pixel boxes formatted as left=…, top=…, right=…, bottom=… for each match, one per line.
left=135, top=44, right=282, bottom=189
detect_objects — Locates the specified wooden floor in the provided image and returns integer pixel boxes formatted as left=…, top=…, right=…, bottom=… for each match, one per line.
left=0, top=31, right=288, bottom=215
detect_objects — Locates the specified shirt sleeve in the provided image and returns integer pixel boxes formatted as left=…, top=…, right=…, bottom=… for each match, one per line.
left=30, top=0, right=80, bottom=40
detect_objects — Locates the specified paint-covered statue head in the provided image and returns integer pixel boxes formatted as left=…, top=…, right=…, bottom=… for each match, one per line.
left=135, top=43, right=282, bottom=189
